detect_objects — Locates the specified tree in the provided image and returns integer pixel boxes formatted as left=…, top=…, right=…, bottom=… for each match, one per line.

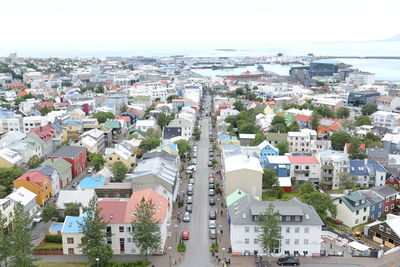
left=336, top=107, right=350, bottom=119
left=40, top=106, right=54, bottom=116
left=0, top=167, right=24, bottom=196
left=26, top=155, right=43, bottom=169
left=41, top=204, right=60, bottom=222
left=0, top=212, right=11, bottom=267
left=354, top=116, right=372, bottom=126
left=95, top=85, right=105, bottom=94
left=263, top=169, right=278, bottom=189
left=79, top=197, right=112, bottom=266
left=300, top=182, right=316, bottom=194
left=146, top=128, right=162, bottom=139
left=251, top=133, right=266, bottom=146
left=88, top=152, right=105, bottom=171
left=300, top=192, right=337, bottom=219
left=348, top=138, right=367, bottom=159
left=361, top=104, right=377, bottom=116
left=339, top=172, right=358, bottom=189
left=311, top=111, right=319, bottom=130
left=192, top=127, right=201, bottom=141
left=269, top=115, right=287, bottom=133
left=287, top=121, right=300, bottom=132
left=120, top=104, right=128, bottom=113
left=167, top=94, right=179, bottom=103
left=233, top=100, right=245, bottom=111
left=92, top=112, right=115, bottom=124
left=363, top=132, right=383, bottom=148
left=330, top=131, right=352, bottom=150
left=156, top=112, right=173, bottom=129
left=9, top=203, right=36, bottom=267
left=64, top=203, right=81, bottom=217
left=258, top=204, right=282, bottom=264
left=314, top=106, right=335, bottom=118
left=112, top=162, right=128, bottom=182
left=139, top=137, right=161, bottom=155
left=276, top=142, right=289, bottom=155
left=174, top=140, right=191, bottom=158
left=143, top=105, right=156, bottom=118
left=238, top=122, right=258, bottom=134
left=235, top=88, right=244, bottom=96
left=131, top=198, right=161, bottom=259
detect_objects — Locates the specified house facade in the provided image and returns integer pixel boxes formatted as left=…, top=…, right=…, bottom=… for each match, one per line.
left=13, top=171, right=52, bottom=206
left=49, top=146, right=88, bottom=177
left=288, top=156, right=321, bottom=185
left=257, top=141, right=279, bottom=168
left=333, top=192, right=370, bottom=228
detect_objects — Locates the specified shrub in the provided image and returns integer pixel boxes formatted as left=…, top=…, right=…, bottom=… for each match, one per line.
left=44, top=234, right=62, bottom=243
left=209, top=242, right=218, bottom=253
left=177, top=241, right=186, bottom=253
left=105, top=260, right=150, bottom=267
left=177, top=200, right=184, bottom=208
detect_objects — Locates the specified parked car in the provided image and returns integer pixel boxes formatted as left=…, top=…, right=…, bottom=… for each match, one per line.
left=209, top=148, right=213, bottom=152
left=277, top=256, right=300, bottom=266
left=187, top=183, right=194, bottom=191
left=192, top=158, right=197, bottom=165
left=87, top=167, right=94, bottom=174
left=189, top=178, right=194, bottom=184
left=208, top=189, right=215, bottom=196
left=208, top=160, right=213, bottom=167
left=32, top=212, right=42, bottom=224
left=182, top=230, right=190, bottom=240
left=183, top=212, right=190, bottom=222
left=186, top=165, right=196, bottom=174
left=209, top=220, right=216, bottom=229
left=209, top=177, right=215, bottom=184
left=186, top=196, right=193, bottom=204
left=209, top=229, right=217, bottom=239
left=186, top=204, right=193, bottom=213
left=71, top=181, right=79, bottom=188
left=209, top=209, right=216, bottom=220
left=187, top=189, right=193, bottom=196
left=209, top=183, right=214, bottom=189
left=209, top=198, right=216, bottom=206
left=193, top=146, right=197, bottom=152
left=209, top=151, right=214, bottom=158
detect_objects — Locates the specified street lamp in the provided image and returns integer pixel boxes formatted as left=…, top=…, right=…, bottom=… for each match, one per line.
left=95, top=258, right=100, bottom=267
left=222, top=248, right=226, bottom=262
left=168, top=246, right=172, bottom=267
left=175, top=224, right=178, bottom=243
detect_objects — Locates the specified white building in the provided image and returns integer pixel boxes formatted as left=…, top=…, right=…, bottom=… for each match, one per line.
left=22, top=116, right=47, bottom=134
left=371, top=111, right=400, bottom=130
left=317, top=150, right=349, bottom=190
left=346, top=72, right=375, bottom=86
left=0, top=198, right=14, bottom=228
left=228, top=194, right=323, bottom=257
left=287, top=129, right=317, bottom=153
left=288, top=156, right=321, bottom=185
left=333, top=192, right=370, bottom=228
left=6, top=187, right=38, bottom=217
left=135, top=119, right=157, bottom=132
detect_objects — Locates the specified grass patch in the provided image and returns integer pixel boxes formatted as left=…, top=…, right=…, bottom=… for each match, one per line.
left=37, top=263, right=88, bottom=267
left=262, top=191, right=302, bottom=201
left=326, top=189, right=345, bottom=194
left=39, top=242, right=63, bottom=249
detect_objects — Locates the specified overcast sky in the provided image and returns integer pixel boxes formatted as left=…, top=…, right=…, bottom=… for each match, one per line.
left=0, top=0, right=399, bottom=48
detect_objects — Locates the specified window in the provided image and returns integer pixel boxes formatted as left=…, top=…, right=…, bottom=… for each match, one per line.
left=119, top=226, right=124, bottom=232
left=278, top=216, right=282, bottom=221
left=356, top=211, right=359, bottom=215
left=294, top=239, right=299, bottom=245
left=391, top=204, right=394, bottom=209
left=386, top=228, right=392, bottom=234
left=286, top=227, right=290, bottom=233
left=127, top=227, right=131, bottom=232
left=285, top=239, right=290, bottom=245
left=68, top=248, right=74, bottom=254
left=385, top=206, right=389, bottom=212
left=67, top=238, right=74, bottom=244
left=245, top=227, right=249, bottom=233
left=120, top=238, right=124, bottom=244
left=295, top=227, right=299, bottom=233
left=304, top=239, right=308, bottom=245
left=363, top=216, right=366, bottom=221
left=339, top=199, right=342, bottom=204
left=295, top=216, right=300, bottom=222
left=245, top=238, right=249, bottom=244
left=254, top=227, right=259, bottom=233
left=304, top=227, right=309, bottom=233
left=107, top=238, right=112, bottom=244
left=254, top=238, right=259, bottom=244
left=106, top=226, right=111, bottom=233
left=355, top=219, right=359, bottom=225
left=285, top=216, right=291, bottom=222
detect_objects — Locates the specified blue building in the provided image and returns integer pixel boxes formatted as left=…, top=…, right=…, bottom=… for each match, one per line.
left=360, top=190, right=384, bottom=220
left=257, top=140, right=279, bottom=168
left=349, top=160, right=369, bottom=187
left=265, top=156, right=290, bottom=177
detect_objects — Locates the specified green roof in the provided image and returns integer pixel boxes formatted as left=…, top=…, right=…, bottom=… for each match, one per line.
left=344, top=191, right=364, bottom=202
left=129, top=129, right=147, bottom=137
left=265, top=133, right=288, bottom=142
left=132, top=96, right=151, bottom=100
left=284, top=114, right=295, bottom=124
left=42, top=158, right=72, bottom=174
left=227, top=189, right=247, bottom=207
left=104, top=120, right=121, bottom=129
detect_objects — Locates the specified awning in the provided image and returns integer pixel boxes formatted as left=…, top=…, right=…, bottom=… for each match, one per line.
left=348, top=241, right=370, bottom=252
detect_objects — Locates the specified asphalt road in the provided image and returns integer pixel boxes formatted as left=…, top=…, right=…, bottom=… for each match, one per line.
left=179, top=96, right=214, bottom=267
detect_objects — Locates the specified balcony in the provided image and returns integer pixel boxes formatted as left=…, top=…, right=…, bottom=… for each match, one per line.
left=323, top=165, right=334, bottom=170
left=294, top=168, right=310, bottom=173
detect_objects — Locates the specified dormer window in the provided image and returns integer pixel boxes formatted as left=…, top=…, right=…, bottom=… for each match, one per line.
left=295, top=216, right=301, bottom=222
left=361, top=199, right=365, bottom=204
left=355, top=201, right=360, bottom=206
left=285, top=216, right=290, bottom=222
left=254, top=215, right=260, bottom=222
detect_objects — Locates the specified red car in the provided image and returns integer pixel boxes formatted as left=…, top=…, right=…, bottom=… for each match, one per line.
left=182, top=230, right=189, bottom=240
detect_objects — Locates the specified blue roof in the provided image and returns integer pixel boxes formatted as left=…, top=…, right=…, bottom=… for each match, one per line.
left=50, top=223, right=64, bottom=231
left=349, top=160, right=369, bottom=176
left=165, top=143, right=178, bottom=151
left=218, top=135, right=238, bottom=141
left=77, top=176, right=105, bottom=189
left=367, top=161, right=386, bottom=173
left=61, top=216, right=84, bottom=234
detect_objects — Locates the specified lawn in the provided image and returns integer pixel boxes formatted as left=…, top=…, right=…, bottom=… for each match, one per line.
left=39, top=242, right=63, bottom=249
left=37, top=263, right=88, bottom=267
left=262, top=191, right=302, bottom=201
left=326, top=189, right=345, bottom=194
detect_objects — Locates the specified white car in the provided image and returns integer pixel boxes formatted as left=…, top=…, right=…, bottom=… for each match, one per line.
left=208, top=189, right=215, bottom=196
left=193, top=146, right=198, bottom=152
left=33, top=212, right=42, bottom=224
left=209, top=220, right=216, bottom=229
left=183, top=212, right=190, bottom=222
left=186, top=165, right=196, bottom=174
left=187, top=183, right=194, bottom=191
left=186, top=196, right=193, bottom=204
left=189, top=178, right=194, bottom=184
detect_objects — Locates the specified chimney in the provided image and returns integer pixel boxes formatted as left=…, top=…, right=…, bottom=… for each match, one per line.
left=26, top=176, right=30, bottom=182
left=79, top=207, right=83, bottom=216
left=40, top=126, right=43, bottom=132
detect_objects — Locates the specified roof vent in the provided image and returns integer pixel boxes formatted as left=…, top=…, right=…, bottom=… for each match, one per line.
left=242, top=213, right=247, bottom=219
left=305, top=214, right=310, bottom=220
left=110, top=214, right=113, bottom=219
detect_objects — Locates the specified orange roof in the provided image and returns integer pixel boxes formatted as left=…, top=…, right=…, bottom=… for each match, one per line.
left=377, top=96, right=394, bottom=102
left=8, top=83, right=26, bottom=89
left=344, top=143, right=366, bottom=153
left=294, top=114, right=312, bottom=122
left=172, top=99, right=189, bottom=102
left=115, top=116, right=130, bottom=123
left=15, top=171, right=48, bottom=189
left=288, top=156, right=319, bottom=164
left=18, top=91, right=28, bottom=97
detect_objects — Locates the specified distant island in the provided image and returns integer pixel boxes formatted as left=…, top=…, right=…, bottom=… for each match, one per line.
left=382, top=34, right=400, bottom=41
left=215, top=49, right=237, bottom=52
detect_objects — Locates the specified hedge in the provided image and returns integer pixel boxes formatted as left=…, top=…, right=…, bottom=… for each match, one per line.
left=44, top=234, right=62, bottom=243
left=105, top=261, right=150, bottom=267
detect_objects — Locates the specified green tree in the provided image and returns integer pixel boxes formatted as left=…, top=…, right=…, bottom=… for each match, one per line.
left=263, top=169, right=278, bottom=189
left=363, top=132, right=383, bottom=148
left=167, top=94, right=179, bottom=103
left=120, top=104, right=128, bottom=113
left=95, top=85, right=105, bottom=94
left=330, top=131, right=352, bottom=150
left=235, top=88, right=244, bottom=96
left=238, top=122, right=258, bottom=134
left=269, top=115, right=287, bottom=133
left=64, top=203, right=81, bottom=217
left=339, top=172, right=358, bottom=189
left=9, top=203, right=36, bottom=267
left=79, top=197, right=112, bottom=267
left=131, top=198, right=162, bottom=259
left=0, top=167, right=24, bottom=195
left=40, top=106, right=54, bottom=116
left=348, top=138, right=367, bottom=159
left=336, top=107, right=350, bottom=119
left=0, top=212, right=11, bottom=266
left=258, top=203, right=282, bottom=264
left=143, top=105, right=156, bottom=118
left=146, top=128, right=162, bottom=139
left=192, top=127, right=201, bottom=141
left=300, top=182, right=316, bottom=194
left=314, top=106, right=335, bottom=118
left=355, top=116, right=372, bottom=126
left=276, top=142, right=289, bottom=155
left=361, top=104, right=377, bottom=116
left=233, top=100, right=245, bottom=111
left=88, top=152, right=105, bottom=171
left=92, top=112, right=115, bottom=124
left=174, top=139, right=191, bottom=158
left=139, top=137, right=161, bottom=155
left=112, top=162, right=128, bottom=182
left=300, top=192, right=336, bottom=219
left=311, top=111, right=319, bottom=130
left=26, top=155, right=43, bottom=169
left=287, top=121, right=300, bottom=132
left=156, top=112, right=174, bottom=129
left=251, top=133, right=266, bottom=146
left=41, top=204, right=60, bottom=222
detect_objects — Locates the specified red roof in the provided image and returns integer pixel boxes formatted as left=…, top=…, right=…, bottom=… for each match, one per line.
left=30, top=124, right=54, bottom=142
left=287, top=156, right=319, bottom=164
left=294, top=114, right=312, bottom=122
left=98, top=200, right=128, bottom=223
left=160, top=80, right=169, bottom=85
left=18, top=91, right=28, bottom=97
left=15, top=171, right=48, bottom=189
left=344, top=143, right=366, bottom=153
left=115, top=116, right=130, bottom=123
left=54, top=102, right=70, bottom=106
left=8, top=83, right=26, bottom=89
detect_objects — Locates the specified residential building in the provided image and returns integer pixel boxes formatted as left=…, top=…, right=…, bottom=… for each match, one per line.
left=311, top=98, right=344, bottom=111
left=264, top=133, right=288, bottom=147
left=287, top=129, right=317, bottom=153
left=31, top=166, right=61, bottom=196
left=104, top=142, right=135, bottom=170
left=371, top=111, right=400, bottom=130
left=382, top=134, right=400, bottom=154
left=377, top=97, right=400, bottom=112
left=0, top=198, right=14, bottom=228
left=6, top=187, right=38, bottom=217
left=0, top=146, right=23, bottom=168
left=13, top=171, right=52, bottom=206
left=364, top=214, right=400, bottom=248
left=228, top=194, right=323, bottom=257
left=385, top=174, right=400, bottom=190
left=360, top=190, right=384, bottom=220
left=28, top=124, right=55, bottom=157
left=347, top=91, right=380, bottom=107
left=288, top=156, right=320, bottom=185
left=367, top=148, right=389, bottom=166
left=257, top=141, right=279, bottom=168
left=61, top=215, right=84, bottom=255
left=42, top=158, right=72, bottom=188
left=265, top=156, right=291, bottom=177
left=56, top=189, right=96, bottom=215
left=222, top=154, right=263, bottom=199
left=77, top=128, right=106, bottom=153
left=22, top=116, right=47, bottom=134
left=167, top=117, right=192, bottom=139
left=333, top=192, right=370, bottom=227
left=49, top=146, right=88, bottom=177
left=371, top=185, right=398, bottom=215
left=135, top=119, right=157, bottom=132
left=317, top=150, right=349, bottom=190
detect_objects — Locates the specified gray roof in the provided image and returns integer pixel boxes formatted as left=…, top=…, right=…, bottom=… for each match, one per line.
left=31, top=166, right=57, bottom=177
left=163, top=127, right=182, bottom=140
left=142, top=150, right=178, bottom=166
left=360, top=190, right=383, bottom=205
left=265, top=133, right=288, bottom=142
left=228, top=194, right=323, bottom=226
left=50, top=145, right=86, bottom=158
left=367, top=148, right=388, bottom=159
left=371, top=185, right=398, bottom=198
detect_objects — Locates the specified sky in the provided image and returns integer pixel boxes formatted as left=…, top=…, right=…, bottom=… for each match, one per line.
left=0, top=0, right=399, bottom=50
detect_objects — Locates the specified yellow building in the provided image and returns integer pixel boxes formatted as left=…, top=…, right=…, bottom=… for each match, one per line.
left=13, top=171, right=52, bottom=206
